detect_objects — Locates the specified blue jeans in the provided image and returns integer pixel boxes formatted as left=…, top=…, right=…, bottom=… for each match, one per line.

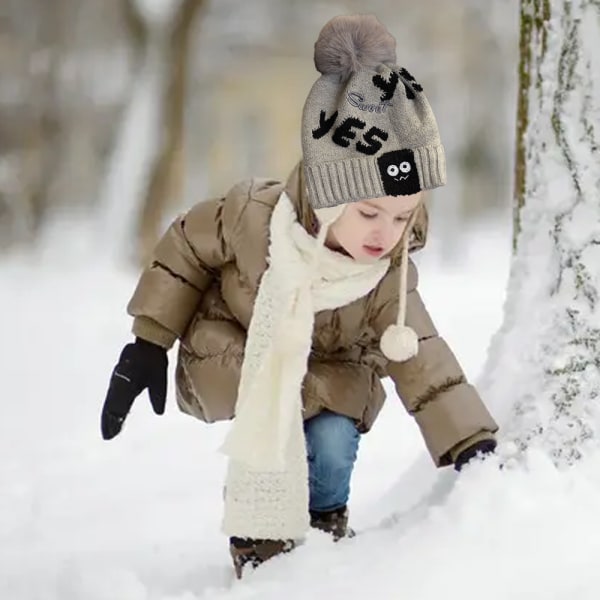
left=304, top=410, right=360, bottom=512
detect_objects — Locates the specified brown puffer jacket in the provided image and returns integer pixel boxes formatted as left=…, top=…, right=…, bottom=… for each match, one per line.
left=127, top=163, right=498, bottom=466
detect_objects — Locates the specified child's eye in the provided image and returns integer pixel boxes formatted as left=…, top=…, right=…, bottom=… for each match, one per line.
left=359, top=211, right=377, bottom=219
left=395, top=216, right=409, bottom=223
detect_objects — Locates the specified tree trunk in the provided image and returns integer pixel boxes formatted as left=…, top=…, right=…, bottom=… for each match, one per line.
left=483, top=0, right=600, bottom=465
left=513, top=0, right=551, bottom=250
left=136, top=0, right=206, bottom=264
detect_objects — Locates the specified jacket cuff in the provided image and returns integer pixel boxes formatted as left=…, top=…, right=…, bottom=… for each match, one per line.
left=132, top=316, right=178, bottom=350
left=412, top=382, right=498, bottom=467
left=449, top=430, right=497, bottom=464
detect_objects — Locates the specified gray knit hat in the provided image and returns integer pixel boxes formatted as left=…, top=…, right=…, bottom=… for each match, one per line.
left=301, top=14, right=446, bottom=210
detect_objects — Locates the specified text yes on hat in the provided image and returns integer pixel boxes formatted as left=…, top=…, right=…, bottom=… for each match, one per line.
left=310, top=67, right=424, bottom=157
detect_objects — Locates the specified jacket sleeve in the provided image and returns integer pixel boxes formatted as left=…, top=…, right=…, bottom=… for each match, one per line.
left=374, top=260, right=499, bottom=467
left=126, top=182, right=250, bottom=349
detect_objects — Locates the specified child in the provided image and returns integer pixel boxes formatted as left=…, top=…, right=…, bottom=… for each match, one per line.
left=101, top=14, right=498, bottom=578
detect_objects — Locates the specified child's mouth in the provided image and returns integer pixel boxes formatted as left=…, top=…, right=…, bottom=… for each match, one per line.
left=363, top=244, right=384, bottom=257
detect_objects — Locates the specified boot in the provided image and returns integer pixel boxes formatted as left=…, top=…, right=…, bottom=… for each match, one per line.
left=309, top=505, right=355, bottom=541
left=229, top=537, right=295, bottom=579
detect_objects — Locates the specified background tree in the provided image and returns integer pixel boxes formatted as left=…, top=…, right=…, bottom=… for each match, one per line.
left=128, top=0, right=207, bottom=264
left=100, top=0, right=206, bottom=264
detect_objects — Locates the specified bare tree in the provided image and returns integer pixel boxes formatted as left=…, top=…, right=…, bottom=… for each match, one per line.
left=121, top=0, right=206, bottom=264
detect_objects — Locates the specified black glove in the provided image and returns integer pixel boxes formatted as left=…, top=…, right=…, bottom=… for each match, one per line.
left=101, top=337, right=168, bottom=440
left=454, top=438, right=497, bottom=472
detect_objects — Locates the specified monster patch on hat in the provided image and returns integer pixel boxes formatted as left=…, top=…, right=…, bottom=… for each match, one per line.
left=377, top=149, right=420, bottom=196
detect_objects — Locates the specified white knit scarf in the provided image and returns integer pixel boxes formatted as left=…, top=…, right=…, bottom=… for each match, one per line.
left=220, top=191, right=390, bottom=540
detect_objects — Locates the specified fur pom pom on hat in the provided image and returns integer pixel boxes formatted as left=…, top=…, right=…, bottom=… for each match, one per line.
left=314, top=14, right=397, bottom=83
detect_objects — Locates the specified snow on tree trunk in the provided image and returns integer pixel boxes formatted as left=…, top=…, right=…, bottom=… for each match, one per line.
left=480, top=0, right=600, bottom=465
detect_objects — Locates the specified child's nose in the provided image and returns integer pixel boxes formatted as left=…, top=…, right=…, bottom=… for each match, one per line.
left=376, top=221, right=394, bottom=242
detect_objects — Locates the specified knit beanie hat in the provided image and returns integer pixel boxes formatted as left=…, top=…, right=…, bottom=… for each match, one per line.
left=302, top=15, right=447, bottom=363
left=301, top=14, right=446, bottom=210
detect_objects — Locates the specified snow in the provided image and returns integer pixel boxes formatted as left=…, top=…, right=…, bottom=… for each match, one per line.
left=3, top=210, right=599, bottom=600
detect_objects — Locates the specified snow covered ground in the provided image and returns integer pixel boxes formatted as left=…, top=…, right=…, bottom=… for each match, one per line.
left=3, top=213, right=600, bottom=600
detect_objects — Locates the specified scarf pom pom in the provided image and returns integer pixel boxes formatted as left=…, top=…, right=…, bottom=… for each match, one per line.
left=380, top=324, right=419, bottom=362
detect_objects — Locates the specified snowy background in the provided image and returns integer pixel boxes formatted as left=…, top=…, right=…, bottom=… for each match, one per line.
left=4, top=209, right=600, bottom=600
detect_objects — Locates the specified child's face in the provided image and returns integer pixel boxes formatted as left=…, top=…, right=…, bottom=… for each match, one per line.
left=325, top=192, right=422, bottom=263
